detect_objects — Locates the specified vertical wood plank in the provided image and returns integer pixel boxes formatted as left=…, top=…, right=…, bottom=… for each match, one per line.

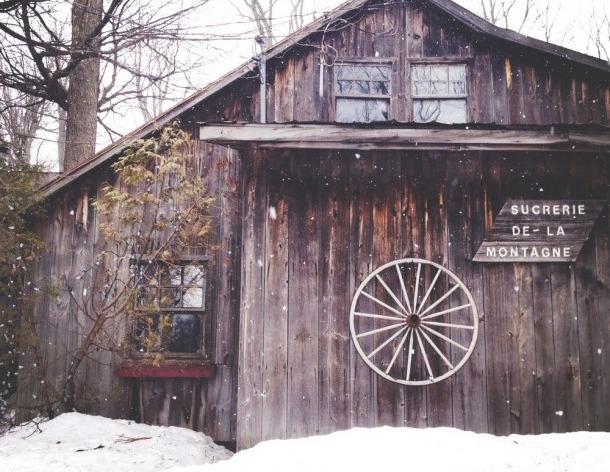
left=447, top=153, right=488, bottom=433
left=491, top=53, right=509, bottom=124
left=372, top=153, right=404, bottom=427
left=287, top=152, right=320, bottom=438
left=401, top=152, right=429, bottom=427
left=406, top=5, right=424, bottom=59
left=237, top=148, right=267, bottom=449
left=422, top=153, right=453, bottom=427
left=318, top=151, right=351, bottom=435
left=349, top=154, right=376, bottom=428
left=261, top=152, right=289, bottom=440
left=274, top=59, right=295, bottom=122
left=482, top=155, right=511, bottom=435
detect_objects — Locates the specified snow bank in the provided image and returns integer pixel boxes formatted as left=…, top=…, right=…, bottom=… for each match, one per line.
left=0, top=412, right=232, bottom=472
left=3, top=412, right=610, bottom=472
left=170, top=426, right=610, bottom=472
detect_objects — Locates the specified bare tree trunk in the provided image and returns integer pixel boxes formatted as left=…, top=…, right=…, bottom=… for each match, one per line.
left=64, top=0, right=102, bottom=171
left=57, top=106, right=67, bottom=171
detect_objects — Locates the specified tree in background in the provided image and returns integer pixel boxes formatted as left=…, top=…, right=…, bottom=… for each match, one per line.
left=0, top=1, right=211, bottom=170
left=0, top=87, right=54, bottom=167
left=231, top=0, right=310, bottom=46
left=0, top=158, right=43, bottom=429
left=464, top=0, right=609, bottom=58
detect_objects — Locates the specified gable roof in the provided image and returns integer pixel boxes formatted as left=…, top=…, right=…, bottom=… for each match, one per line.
left=40, top=0, right=610, bottom=199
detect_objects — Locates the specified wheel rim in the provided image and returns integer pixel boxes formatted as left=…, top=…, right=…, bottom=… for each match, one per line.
left=349, top=258, right=479, bottom=386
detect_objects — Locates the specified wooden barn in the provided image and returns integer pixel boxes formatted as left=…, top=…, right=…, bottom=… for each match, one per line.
left=17, top=0, right=609, bottom=451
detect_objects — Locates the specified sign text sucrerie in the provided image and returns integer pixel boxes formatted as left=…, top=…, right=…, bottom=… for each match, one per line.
left=473, top=200, right=605, bottom=263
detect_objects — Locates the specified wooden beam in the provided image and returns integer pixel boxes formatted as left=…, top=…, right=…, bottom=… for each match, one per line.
left=199, top=123, right=610, bottom=153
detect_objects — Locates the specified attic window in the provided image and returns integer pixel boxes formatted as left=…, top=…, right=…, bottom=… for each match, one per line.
left=335, top=62, right=391, bottom=123
left=411, top=63, right=467, bottom=123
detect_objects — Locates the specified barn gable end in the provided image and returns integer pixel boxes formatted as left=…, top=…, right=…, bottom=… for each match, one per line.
left=18, top=0, right=610, bottom=451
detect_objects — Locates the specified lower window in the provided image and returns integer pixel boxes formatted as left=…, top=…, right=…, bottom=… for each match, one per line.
left=132, top=259, right=207, bottom=357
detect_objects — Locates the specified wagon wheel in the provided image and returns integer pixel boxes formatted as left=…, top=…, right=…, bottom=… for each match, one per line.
left=349, top=258, right=478, bottom=386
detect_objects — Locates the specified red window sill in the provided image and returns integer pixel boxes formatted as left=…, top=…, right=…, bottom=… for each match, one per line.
left=116, top=364, right=215, bottom=378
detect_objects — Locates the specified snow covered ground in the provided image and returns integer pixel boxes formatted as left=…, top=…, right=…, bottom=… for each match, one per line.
left=1, top=413, right=609, bottom=472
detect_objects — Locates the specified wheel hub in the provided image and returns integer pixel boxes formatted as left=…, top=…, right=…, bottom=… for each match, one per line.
left=406, top=313, right=421, bottom=329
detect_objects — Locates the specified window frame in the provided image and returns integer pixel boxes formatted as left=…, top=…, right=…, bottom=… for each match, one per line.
left=129, top=255, right=212, bottom=362
left=333, top=58, right=395, bottom=123
left=409, top=58, right=470, bottom=124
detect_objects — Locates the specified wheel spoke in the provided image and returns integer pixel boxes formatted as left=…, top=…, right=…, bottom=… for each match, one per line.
left=412, top=263, right=422, bottom=313
left=417, top=283, right=460, bottom=316
left=356, top=322, right=405, bottom=339
left=354, top=311, right=405, bottom=322
left=417, top=268, right=442, bottom=316
left=361, top=291, right=408, bottom=319
left=386, top=328, right=410, bottom=374
left=422, top=320, right=475, bottom=330
left=415, top=329, right=434, bottom=380
left=405, top=329, right=415, bottom=381
left=421, top=325, right=469, bottom=352
left=420, top=303, right=473, bottom=321
left=376, top=274, right=409, bottom=316
left=419, top=329, right=454, bottom=370
left=369, top=325, right=408, bottom=359
left=396, top=265, right=413, bottom=314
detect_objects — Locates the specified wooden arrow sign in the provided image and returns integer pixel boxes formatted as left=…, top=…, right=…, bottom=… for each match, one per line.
left=473, top=200, right=606, bottom=262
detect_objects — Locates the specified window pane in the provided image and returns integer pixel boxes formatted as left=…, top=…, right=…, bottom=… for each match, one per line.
left=134, top=314, right=172, bottom=352
left=336, top=98, right=389, bottom=122
left=412, top=80, right=430, bottom=96
left=134, top=313, right=201, bottom=354
left=160, top=264, right=182, bottom=285
left=413, top=99, right=467, bottom=124
left=169, top=314, right=201, bottom=353
left=372, top=80, right=389, bottom=95
left=412, top=64, right=466, bottom=98
left=335, top=64, right=391, bottom=97
left=355, top=80, right=370, bottom=94
left=183, top=287, right=204, bottom=308
left=337, top=80, right=353, bottom=94
left=160, top=287, right=181, bottom=308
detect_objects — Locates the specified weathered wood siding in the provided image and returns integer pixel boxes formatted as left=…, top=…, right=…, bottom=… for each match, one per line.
left=18, top=142, right=241, bottom=444
left=237, top=149, right=609, bottom=448
left=185, top=1, right=609, bottom=128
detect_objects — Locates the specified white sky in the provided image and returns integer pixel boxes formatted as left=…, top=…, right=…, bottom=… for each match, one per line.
left=1, top=412, right=610, bottom=472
